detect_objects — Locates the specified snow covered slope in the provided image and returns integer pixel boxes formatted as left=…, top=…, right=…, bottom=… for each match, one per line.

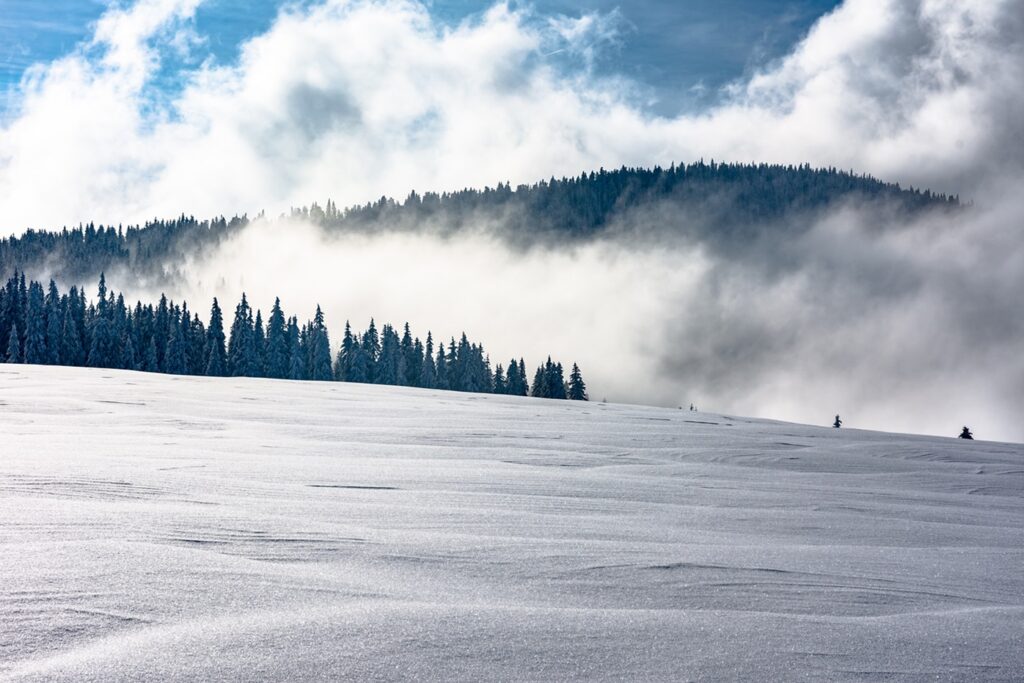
left=1, top=366, right=1022, bottom=681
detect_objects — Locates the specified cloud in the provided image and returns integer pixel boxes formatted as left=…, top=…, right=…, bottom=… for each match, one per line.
left=3, top=0, right=1020, bottom=231
left=2, top=0, right=1023, bottom=441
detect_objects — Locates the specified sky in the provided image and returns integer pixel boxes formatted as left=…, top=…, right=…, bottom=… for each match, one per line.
left=0, top=0, right=1020, bottom=441
left=1, top=1, right=842, bottom=115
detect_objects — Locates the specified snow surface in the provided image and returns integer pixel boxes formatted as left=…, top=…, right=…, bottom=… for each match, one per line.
left=1, top=365, right=1022, bottom=681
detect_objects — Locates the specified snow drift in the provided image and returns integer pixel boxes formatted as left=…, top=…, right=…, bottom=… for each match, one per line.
left=0, top=365, right=1021, bottom=680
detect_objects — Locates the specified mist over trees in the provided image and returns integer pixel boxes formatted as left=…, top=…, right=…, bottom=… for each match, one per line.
left=0, top=162, right=958, bottom=286
left=0, top=272, right=586, bottom=400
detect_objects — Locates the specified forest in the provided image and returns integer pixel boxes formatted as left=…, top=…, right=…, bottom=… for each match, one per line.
left=0, top=272, right=588, bottom=401
left=0, top=162, right=959, bottom=285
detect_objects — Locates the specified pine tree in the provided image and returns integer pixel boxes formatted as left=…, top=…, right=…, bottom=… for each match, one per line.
left=334, top=320, right=356, bottom=381
left=959, top=426, right=974, bottom=440
left=531, top=364, right=546, bottom=398
left=188, top=314, right=207, bottom=375
left=5, top=321, right=21, bottom=362
left=410, top=337, right=424, bottom=387
left=227, top=294, right=255, bottom=377
left=143, top=338, right=159, bottom=372
left=361, top=319, right=380, bottom=382
left=287, top=317, right=305, bottom=380
left=309, top=305, right=333, bottom=381
left=568, top=363, right=588, bottom=401
left=400, top=323, right=417, bottom=386
left=549, top=362, right=567, bottom=399
left=59, top=304, right=84, bottom=366
left=493, top=363, right=507, bottom=394
left=164, top=306, right=187, bottom=375
left=23, top=281, right=47, bottom=364
left=252, top=310, right=266, bottom=376
left=377, top=324, right=401, bottom=385
left=87, top=317, right=118, bottom=368
left=205, top=298, right=227, bottom=376
left=154, top=294, right=170, bottom=371
left=44, top=280, right=62, bottom=365
left=516, top=359, right=529, bottom=396
left=420, top=332, right=436, bottom=388
left=265, top=298, right=289, bottom=379
left=434, top=343, right=449, bottom=390
left=122, top=334, right=138, bottom=370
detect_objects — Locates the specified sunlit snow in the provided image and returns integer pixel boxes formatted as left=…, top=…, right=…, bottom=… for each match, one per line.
left=1, top=366, right=1022, bottom=680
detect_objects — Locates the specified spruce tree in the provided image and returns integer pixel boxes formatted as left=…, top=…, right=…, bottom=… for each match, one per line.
left=334, top=320, right=356, bottom=381
left=265, top=298, right=289, bottom=379
left=420, top=332, right=436, bottom=389
left=164, top=307, right=187, bottom=375
left=143, top=338, right=159, bottom=372
left=59, top=305, right=84, bottom=366
left=493, top=363, right=506, bottom=394
left=568, top=363, right=588, bottom=401
left=434, top=343, right=449, bottom=390
left=5, top=322, right=21, bottom=362
left=122, top=334, right=138, bottom=370
left=227, top=294, right=255, bottom=377
left=410, top=337, right=424, bottom=387
left=309, top=305, right=333, bottom=381
left=361, top=319, right=380, bottom=382
left=206, top=298, right=227, bottom=376
left=154, top=294, right=170, bottom=371
left=516, top=359, right=530, bottom=396
left=23, top=282, right=47, bottom=364
left=252, top=310, right=266, bottom=376
left=377, top=324, right=401, bottom=385
left=44, top=280, right=62, bottom=365
left=287, top=317, right=305, bottom=380
left=550, top=362, right=567, bottom=399
left=188, top=314, right=207, bottom=375
left=87, top=317, right=118, bottom=368
left=531, top=364, right=546, bottom=398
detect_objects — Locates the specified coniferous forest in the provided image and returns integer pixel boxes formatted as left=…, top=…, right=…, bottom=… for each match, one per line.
left=0, top=162, right=959, bottom=286
left=0, top=272, right=587, bottom=400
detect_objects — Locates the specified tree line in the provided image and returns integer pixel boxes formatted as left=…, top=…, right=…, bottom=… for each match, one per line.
left=0, top=162, right=959, bottom=286
left=0, top=272, right=588, bottom=400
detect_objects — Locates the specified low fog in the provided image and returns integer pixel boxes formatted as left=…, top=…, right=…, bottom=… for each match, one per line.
left=102, top=183, right=1022, bottom=442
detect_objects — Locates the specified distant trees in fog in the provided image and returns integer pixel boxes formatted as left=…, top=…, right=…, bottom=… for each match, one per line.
left=0, top=162, right=960, bottom=286
left=0, top=272, right=587, bottom=400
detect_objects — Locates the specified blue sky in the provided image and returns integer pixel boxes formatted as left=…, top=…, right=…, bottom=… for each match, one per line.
left=1, top=0, right=841, bottom=114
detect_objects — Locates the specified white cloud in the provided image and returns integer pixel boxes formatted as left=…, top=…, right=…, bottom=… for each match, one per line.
left=1, top=0, right=1020, bottom=230
left=2, top=0, right=1022, bottom=440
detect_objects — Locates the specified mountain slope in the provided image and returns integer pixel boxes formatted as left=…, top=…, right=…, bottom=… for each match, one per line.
left=1, top=366, right=1021, bottom=680
left=0, top=162, right=959, bottom=287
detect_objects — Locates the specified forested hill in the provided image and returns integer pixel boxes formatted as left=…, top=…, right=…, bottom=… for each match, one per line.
left=1, top=162, right=958, bottom=285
